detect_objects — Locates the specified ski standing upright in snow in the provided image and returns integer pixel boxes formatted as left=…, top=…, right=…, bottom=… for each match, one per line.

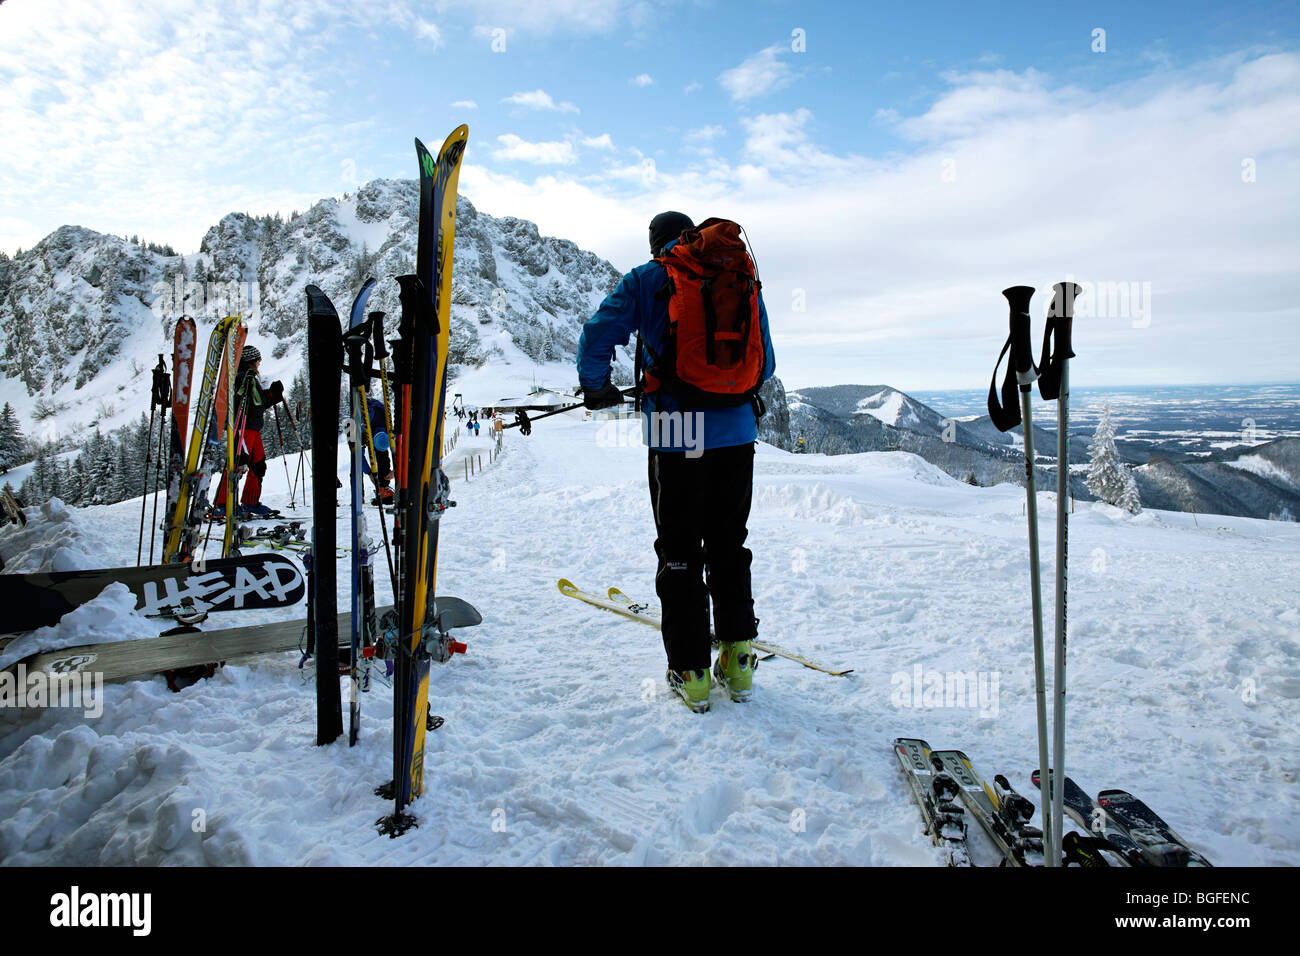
left=162, top=316, right=196, bottom=558
left=378, top=127, right=478, bottom=836
left=306, top=285, right=343, bottom=745
left=164, top=315, right=240, bottom=564
left=220, top=322, right=249, bottom=556
left=344, top=277, right=380, bottom=746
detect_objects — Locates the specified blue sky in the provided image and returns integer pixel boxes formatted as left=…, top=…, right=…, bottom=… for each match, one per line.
left=2, top=0, right=1298, bottom=390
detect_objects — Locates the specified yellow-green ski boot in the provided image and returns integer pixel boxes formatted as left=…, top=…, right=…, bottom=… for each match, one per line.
left=666, top=668, right=711, bottom=713
left=713, top=640, right=755, bottom=702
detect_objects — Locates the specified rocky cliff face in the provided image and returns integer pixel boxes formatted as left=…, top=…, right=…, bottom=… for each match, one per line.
left=0, top=181, right=624, bottom=437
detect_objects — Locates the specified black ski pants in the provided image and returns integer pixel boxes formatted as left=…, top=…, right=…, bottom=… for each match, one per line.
left=648, top=442, right=757, bottom=672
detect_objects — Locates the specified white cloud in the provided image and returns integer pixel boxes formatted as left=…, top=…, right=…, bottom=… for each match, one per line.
left=631, top=73, right=653, bottom=87
left=414, top=18, right=441, bottom=47
left=464, top=55, right=1300, bottom=388
left=451, top=100, right=479, bottom=110
left=442, top=0, right=635, bottom=34
left=583, top=133, right=615, bottom=149
left=603, top=157, right=659, bottom=188
left=683, top=125, right=726, bottom=157
left=739, top=109, right=857, bottom=174
left=493, top=134, right=577, bottom=165
left=502, top=89, right=580, bottom=113
left=684, top=81, right=703, bottom=94
left=0, top=0, right=362, bottom=253
left=719, top=45, right=798, bottom=102
left=892, top=68, right=1064, bottom=142
left=686, top=125, right=726, bottom=143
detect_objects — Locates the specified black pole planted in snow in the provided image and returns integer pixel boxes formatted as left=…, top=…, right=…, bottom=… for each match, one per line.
left=989, top=285, right=1054, bottom=865
left=1039, top=280, right=1082, bottom=871
left=137, top=355, right=170, bottom=566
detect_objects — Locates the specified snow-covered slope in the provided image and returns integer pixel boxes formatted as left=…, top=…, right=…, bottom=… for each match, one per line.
left=1, top=419, right=1296, bottom=865
left=0, top=183, right=625, bottom=446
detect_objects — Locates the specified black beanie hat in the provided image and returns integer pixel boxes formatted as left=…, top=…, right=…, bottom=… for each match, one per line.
left=649, top=211, right=694, bottom=257
left=239, top=345, right=261, bottom=366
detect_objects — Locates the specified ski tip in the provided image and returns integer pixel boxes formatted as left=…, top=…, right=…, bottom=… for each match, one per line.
left=557, top=577, right=577, bottom=593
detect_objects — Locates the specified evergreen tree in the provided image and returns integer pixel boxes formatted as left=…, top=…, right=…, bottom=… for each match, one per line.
left=61, top=455, right=84, bottom=507
left=0, top=402, right=27, bottom=473
left=287, top=372, right=310, bottom=450
left=118, top=429, right=140, bottom=500
left=26, top=444, right=60, bottom=504
left=85, top=431, right=116, bottom=505
left=1086, top=403, right=1141, bottom=514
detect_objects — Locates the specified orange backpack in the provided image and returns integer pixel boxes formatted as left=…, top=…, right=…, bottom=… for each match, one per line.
left=642, top=218, right=766, bottom=410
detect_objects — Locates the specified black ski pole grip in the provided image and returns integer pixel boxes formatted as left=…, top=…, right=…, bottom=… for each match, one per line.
left=151, top=354, right=171, bottom=408
left=1003, top=286, right=1037, bottom=387
left=1038, top=282, right=1082, bottom=400
left=392, top=274, right=426, bottom=386
left=370, top=311, right=389, bottom=360
left=344, top=326, right=373, bottom=383
left=988, top=285, right=1036, bottom=432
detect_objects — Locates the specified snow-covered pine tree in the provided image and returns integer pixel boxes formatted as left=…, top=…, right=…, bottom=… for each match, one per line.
left=22, top=444, right=60, bottom=504
left=60, top=455, right=83, bottom=507
left=0, top=402, right=27, bottom=473
left=1086, top=403, right=1141, bottom=513
left=86, top=430, right=117, bottom=505
left=288, top=373, right=311, bottom=450
left=119, top=425, right=142, bottom=499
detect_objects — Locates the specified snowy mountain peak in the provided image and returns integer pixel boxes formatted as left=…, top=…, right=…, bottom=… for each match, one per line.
left=0, top=181, right=625, bottom=440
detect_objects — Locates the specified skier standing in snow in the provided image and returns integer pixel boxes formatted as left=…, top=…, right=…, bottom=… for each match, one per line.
left=577, top=211, right=775, bottom=712
left=214, top=345, right=283, bottom=517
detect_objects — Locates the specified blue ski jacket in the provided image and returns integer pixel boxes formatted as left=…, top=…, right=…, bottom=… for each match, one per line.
left=577, top=240, right=776, bottom=453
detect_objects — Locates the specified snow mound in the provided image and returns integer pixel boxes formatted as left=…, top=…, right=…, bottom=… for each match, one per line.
left=0, top=719, right=244, bottom=865
left=0, top=498, right=111, bottom=574
left=0, top=584, right=142, bottom=670
left=754, top=483, right=877, bottom=526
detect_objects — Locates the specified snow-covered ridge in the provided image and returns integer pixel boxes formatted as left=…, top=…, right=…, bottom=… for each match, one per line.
left=0, top=182, right=624, bottom=444
left=1226, top=453, right=1297, bottom=489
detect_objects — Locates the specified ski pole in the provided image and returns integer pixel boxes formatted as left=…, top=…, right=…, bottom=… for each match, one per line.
left=147, top=407, right=168, bottom=565
left=272, top=403, right=295, bottom=509
left=136, top=404, right=157, bottom=566
left=278, top=400, right=306, bottom=505
left=1038, top=281, right=1082, bottom=871
left=137, top=355, right=170, bottom=566
left=988, top=285, right=1054, bottom=865
left=345, top=317, right=397, bottom=597
left=502, top=388, right=636, bottom=430
left=283, top=400, right=312, bottom=491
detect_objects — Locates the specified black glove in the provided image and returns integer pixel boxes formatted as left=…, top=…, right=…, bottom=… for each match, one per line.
left=583, top=382, right=624, bottom=410
left=267, top=380, right=285, bottom=405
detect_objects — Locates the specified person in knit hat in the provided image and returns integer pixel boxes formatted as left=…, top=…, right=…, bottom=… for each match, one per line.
left=213, top=344, right=284, bottom=517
